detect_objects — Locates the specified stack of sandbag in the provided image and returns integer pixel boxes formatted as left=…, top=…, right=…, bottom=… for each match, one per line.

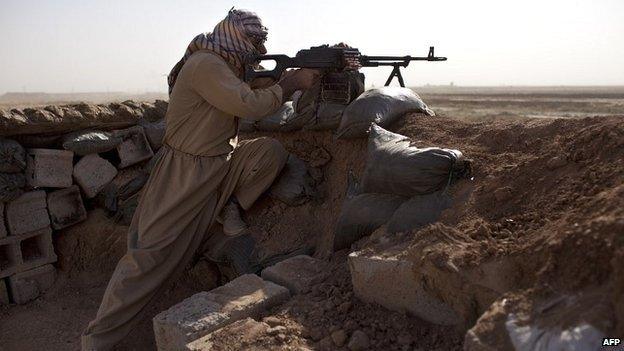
left=239, top=85, right=435, bottom=139
left=0, top=100, right=168, bottom=305
left=333, top=124, right=471, bottom=250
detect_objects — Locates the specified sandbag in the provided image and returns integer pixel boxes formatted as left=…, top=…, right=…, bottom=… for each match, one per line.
left=0, top=172, right=26, bottom=202
left=361, top=124, right=471, bottom=196
left=304, top=103, right=345, bottom=131
left=386, top=192, right=451, bottom=233
left=255, top=102, right=308, bottom=132
left=336, top=87, right=434, bottom=139
left=62, top=130, right=122, bottom=155
left=269, top=154, right=315, bottom=206
left=0, top=138, right=27, bottom=173
left=334, top=193, right=406, bottom=250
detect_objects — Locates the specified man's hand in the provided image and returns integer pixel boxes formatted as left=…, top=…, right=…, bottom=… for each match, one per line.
left=278, top=69, right=321, bottom=100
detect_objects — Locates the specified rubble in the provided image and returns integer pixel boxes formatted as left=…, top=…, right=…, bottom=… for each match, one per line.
left=153, top=274, right=290, bottom=351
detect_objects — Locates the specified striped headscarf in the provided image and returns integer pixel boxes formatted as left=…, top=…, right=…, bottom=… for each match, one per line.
left=167, top=8, right=268, bottom=94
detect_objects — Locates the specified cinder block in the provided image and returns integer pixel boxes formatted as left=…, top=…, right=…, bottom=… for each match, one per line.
left=0, top=202, right=6, bottom=239
left=17, top=227, right=57, bottom=271
left=5, top=190, right=50, bottom=236
left=153, top=274, right=290, bottom=351
left=141, top=120, right=166, bottom=151
left=25, top=148, right=74, bottom=188
left=73, top=154, right=118, bottom=198
left=8, top=264, right=56, bottom=304
left=115, top=126, right=154, bottom=168
left=0, top=239, right=21, bottom=278
left=46, top=185, right=87, bottom=229
left=261, top=255, right=328, bottom=294
left=348, top=251, right=460, bottom=325
left=0, top=278, right=9, bottom=304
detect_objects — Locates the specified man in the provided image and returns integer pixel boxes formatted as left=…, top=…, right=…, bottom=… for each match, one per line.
left=82, top=8, right=318, bottom=350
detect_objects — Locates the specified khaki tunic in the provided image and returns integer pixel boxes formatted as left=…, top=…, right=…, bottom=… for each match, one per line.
left=82, top=51, right=287, bottom=350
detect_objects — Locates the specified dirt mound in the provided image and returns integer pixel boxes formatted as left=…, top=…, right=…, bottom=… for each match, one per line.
left=356, top=114, right=624, bottom=341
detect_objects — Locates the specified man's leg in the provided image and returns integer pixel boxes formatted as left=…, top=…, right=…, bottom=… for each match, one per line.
left=220, top=137, right=288, bottom=212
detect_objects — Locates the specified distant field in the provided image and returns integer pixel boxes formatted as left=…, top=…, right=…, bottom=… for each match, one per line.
left=413, top=86, right=624, bottom=120
left=1, top=86, right=623, bottom=120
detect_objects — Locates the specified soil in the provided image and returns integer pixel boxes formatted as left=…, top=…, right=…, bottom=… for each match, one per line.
left=1, top=89, right=622, bottom=350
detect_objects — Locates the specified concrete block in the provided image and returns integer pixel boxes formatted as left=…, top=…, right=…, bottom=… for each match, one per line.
left=261, top=255, right=328, bottom=294
left=0, top=202, right=6, bottom=239
left=185, top=318, right=270, bottom=351
left=153, top=274, right=290, bottom=351
left=5, top=190, right=50, bottom=235
left=1, top=278, right=9, bottom=304
left=17, top=227, right=57, bottom=271
left=8, top=264, right=56, bottom=304
left=25, top=148, right=74, bottom=188
left=0, top=238, right=21, bottom=278
left=46, top=185, right=87, bottom=229
left=73, top=154, right=118, bottom=198
left=141, top=120, right=166, bottom=151
left=0, top=227, right=57, bottom=279
left=348, top=251, right=460, bottom=325
left=115, top=126, right=154, bottom=168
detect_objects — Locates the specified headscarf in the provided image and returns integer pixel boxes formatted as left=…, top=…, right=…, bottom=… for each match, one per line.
left=167, top=8, right=268, bottom=94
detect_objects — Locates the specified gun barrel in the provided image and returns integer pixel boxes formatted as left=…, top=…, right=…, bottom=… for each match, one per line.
left=361, top=55, right=447, bottom=62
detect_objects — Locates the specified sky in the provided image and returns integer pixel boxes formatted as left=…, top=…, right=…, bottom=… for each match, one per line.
left=0, top=0, right=623, bottom=94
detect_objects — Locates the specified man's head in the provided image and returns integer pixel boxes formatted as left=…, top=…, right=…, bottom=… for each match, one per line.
left=226, top=8, right=268, bottom=54
left=211, top=8, right=268, bottom=58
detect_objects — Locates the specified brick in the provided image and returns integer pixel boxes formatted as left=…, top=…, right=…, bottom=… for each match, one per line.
left=73, top=154, right=118, bottom=198
left=115, top=126, right=154, bottom=168
left=185, top=318, right=270, bottom=351
left=25, top=148, right=74, bottom=188
left=5, top=190, right=50, bottom=235
left=348, top=251, right=460, bottom=325
left=46, top=185, right=87, bottom=229
left=261, top=255, right=328, bottom=294
left=0, top=202, right=6, bottom=239
left=8, top=264, right=56, bottom=304
left=153, top=274, right=290, bottom=351
left=0, top=278, right=9, bottom=304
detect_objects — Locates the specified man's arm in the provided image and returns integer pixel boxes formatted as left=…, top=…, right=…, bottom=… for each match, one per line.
left=191, top=55, right=283, bottom=120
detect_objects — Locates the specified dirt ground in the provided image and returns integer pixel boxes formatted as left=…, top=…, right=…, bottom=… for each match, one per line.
left=1, top=86, right=622, bottom=350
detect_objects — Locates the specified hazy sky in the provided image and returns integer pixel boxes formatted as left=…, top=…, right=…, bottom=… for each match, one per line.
left=1, top=0, right=623, bottom=94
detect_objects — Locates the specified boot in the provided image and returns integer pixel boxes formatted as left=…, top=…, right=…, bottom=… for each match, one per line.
left=216, top=199, right=248, bottom=237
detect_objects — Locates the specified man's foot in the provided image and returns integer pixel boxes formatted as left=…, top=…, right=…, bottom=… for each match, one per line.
left=216, top=200, right=248, bottom=237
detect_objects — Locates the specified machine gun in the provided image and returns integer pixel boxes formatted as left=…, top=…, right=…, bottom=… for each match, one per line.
left=244, top=45, right=447, bottom=87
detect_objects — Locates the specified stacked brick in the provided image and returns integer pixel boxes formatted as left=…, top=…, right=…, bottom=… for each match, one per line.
left=0, top=100, right=167, bottom=305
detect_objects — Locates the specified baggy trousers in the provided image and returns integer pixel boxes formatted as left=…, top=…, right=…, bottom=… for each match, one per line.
left=81, top=137, right=287, bottom=350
